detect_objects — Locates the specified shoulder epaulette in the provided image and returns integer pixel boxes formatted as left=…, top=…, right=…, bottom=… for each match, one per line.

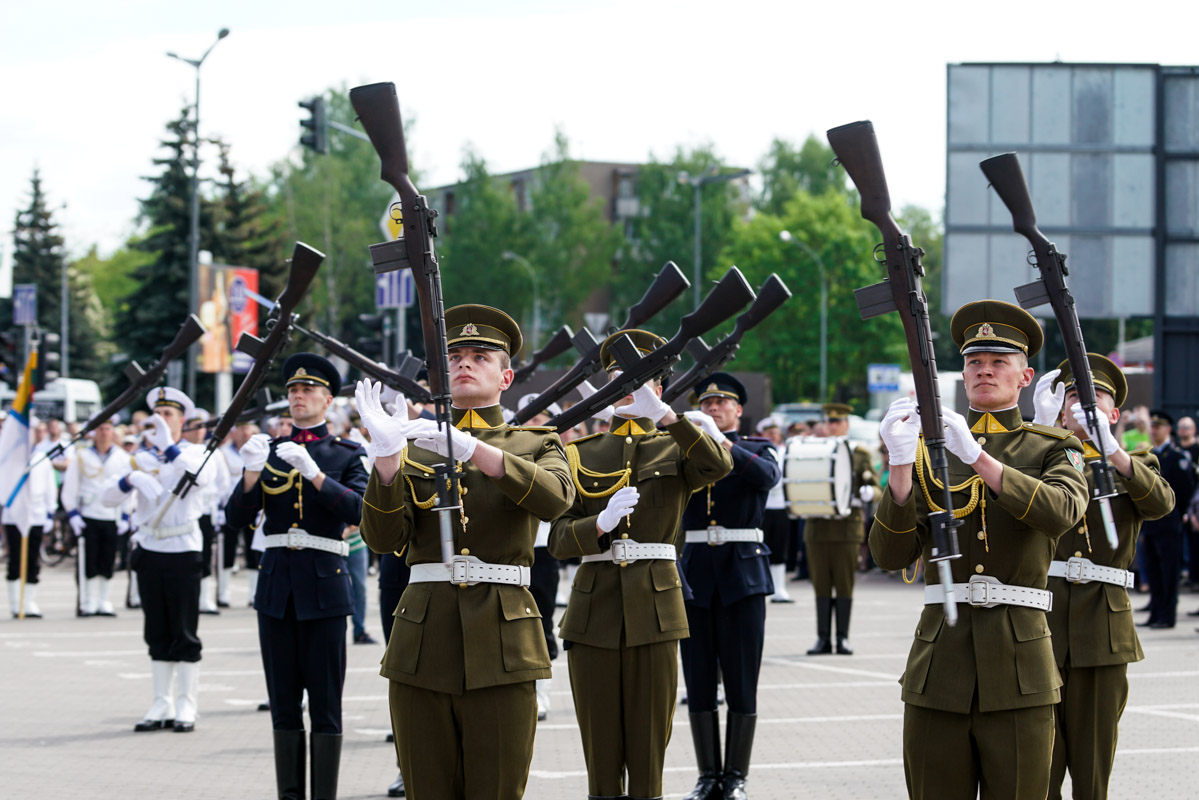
left=270, top=435, right=289, bottom=445
left=1021, top=422, right=1073, bottom=440
left=1130, top=442, right=1155, bottom=457
left=742, top=435, right=770, bottom=442
left=507, top=425, right=556, bottom=432
left=566, top=431, right=604, bottom=446
left=332, top=437, right=364, bottom=450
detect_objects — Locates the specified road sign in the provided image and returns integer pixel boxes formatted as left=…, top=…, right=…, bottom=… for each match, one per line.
left=13, top=284, right=37, bottom=325
left=380, top=193, right=402, bottom=240
left=376, top=270, right=414, bottom=309
left=867, top=363, right=901, bottom=392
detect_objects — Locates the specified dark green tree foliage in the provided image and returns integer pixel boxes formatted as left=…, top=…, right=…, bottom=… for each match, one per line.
left=620, top=145, right=745, bottom=338
left=716, top=189, right=907, bottom=407
left=756, top=136, right=847, bottom=216
left=212, top=142, right=287, bottom=298
left=11, top=169, right=103, bottom=381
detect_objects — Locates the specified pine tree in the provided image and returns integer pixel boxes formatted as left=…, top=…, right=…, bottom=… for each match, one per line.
left=212, top=141, right=287, bottom=298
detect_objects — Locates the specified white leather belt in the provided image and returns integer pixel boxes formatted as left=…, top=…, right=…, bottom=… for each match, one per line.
left=264, top=530, right=350, bottom=557
left=684, top=526, right=764, bottom=546
left=408, top=556, right=531, bottom=587
left=924, top=576, right=1053, bottom=611
left=146, top=521, right=197, bottom=540
left=1048, top=557, right=1135, bottom=588
left=580, top=539, right=677, bottom=566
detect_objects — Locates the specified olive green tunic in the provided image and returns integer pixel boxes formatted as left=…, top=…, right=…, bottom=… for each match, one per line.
left=548, top=415, right=732, bottom=798
left=805, top=443, right=878, bottom=596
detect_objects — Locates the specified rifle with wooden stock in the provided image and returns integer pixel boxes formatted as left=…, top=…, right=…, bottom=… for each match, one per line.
left=980, top=152, right=1119, bottom=549
left=828, top=120, right=962, bottom=626
left=512, top=325, right=574, bottom=385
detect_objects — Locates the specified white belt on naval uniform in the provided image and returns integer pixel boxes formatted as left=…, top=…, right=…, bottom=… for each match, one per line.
left=264, top=530, right=350, bottom=557
left=580, top=539, right=677, bottom=566
left=408, top=556, right=531, bottom=587
left=1047, top=557, right=1135, bottom=588
left=145, top=521, right=198, bottom=540
left=924, top=575, right=1053, bottom=611
left=684, top=526, right=764, bottom=546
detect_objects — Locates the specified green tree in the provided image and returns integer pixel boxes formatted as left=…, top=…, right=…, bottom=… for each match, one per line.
left=212, top=142, right=287, bottom=298
left=10, top=169, right=104, bottom=382
left=717, top=189, right=907, bottom=408
left=756, top=135, right=847, bottom=217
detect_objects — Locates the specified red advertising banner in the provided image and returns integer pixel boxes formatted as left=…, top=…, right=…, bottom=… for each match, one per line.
left=197, top=264, right=259, bottom=374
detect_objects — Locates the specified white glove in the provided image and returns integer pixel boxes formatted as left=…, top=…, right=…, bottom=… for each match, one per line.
left=683, top=410, right=727, bottom=445
left=133, top=450, right=160, bottom=472
left=1071, top=402, right=1119, bottom=457
left=126, top=471, right=163, bottom=501
left=117, top=513, right=131, bottom=535
left=614, top=381, right=671, bottom=423
left=275, top=442, right=321, bottom=480
left=146, top=413, right=174, bottom=452
left=68, top=513, right=86, bottom=537
left=942, top=408, right=983, bottom=465
left=858, top=485, right=874, bottom=503
left=1032, top=369, right=1065, bottom=426
left=215, top=509, right=226, bottom=528
left=240, top=434, right=271, bottom=472
left=880, top=398, right=921, bottom=465
left=355, top=380, right=412, bottom=458
left=577, top=380, right=614, bottom=423
left=596, top=486, right=641, bottom=534
left=379, top=385, right=408, bottom=417
left=411, top=419, right=479, bottom=462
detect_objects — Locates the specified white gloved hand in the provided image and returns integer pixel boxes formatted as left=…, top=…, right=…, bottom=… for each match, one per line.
left=596, top=486, right=641, bottom=534
left=1032, top=369, right=1065, bottom=426
left=858, top=485, right=874, bottom=503
left=880, top=398, right=921, bottom=465
left=943, top=408, right=983, bottom=465
left=68, top=512, right=86, bottom=537
left=117, top=513, right=130, bottom=536
left=215, top=509, right=226, bottom=528
left=1071, top=402, right=1119, bottom=457
left=577, top=380, right=614, bottom=422
left=411, top=419, right=479, bottom=462
left=126, top=471, right=163, bottom=501
left=146, top=413, right=174, bottom=452
left=239, top=433, right=271, bottom=472
left=683, top=410, right=728, bottom=445
left=379, top=385, right=408, bottom=417
left=355, top=380, right=411, bottom=458
left=614, top=381, right=671, bottom=423
left=275, top=442, right=321, bottom=480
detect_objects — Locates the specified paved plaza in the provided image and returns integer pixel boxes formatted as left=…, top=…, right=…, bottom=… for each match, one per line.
left=2, top=561, right=1197, bottom=799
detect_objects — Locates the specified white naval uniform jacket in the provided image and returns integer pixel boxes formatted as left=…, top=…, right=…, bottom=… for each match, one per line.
left=61, top=445, right=128, bottom=522
left=100, top=442, right=216, bottom=554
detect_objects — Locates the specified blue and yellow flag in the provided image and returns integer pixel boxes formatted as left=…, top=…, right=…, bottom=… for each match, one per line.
left=0, top=348, right=39, bottom=535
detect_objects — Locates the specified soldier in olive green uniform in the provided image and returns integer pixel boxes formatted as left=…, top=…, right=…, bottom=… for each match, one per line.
left=804, top=402, right=879, bottom=655
left=869, top=300, right=1090, bottom=800
left=549, top=329, right=733, bottom=800
left=1033, top=354, right=1175, bottom=799
left=357, top=305, right=575, bottom=800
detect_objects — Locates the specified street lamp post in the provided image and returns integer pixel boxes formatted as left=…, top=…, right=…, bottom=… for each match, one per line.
left=780, top=230, right=829, bottom=402
left=167, top=27, right=229, bottom=398
left=678, top=167, right=752, bottom=309
left=502, top=251, right=540, bottom=351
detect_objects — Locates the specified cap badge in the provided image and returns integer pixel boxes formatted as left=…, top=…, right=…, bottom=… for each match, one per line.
left=706, top=383, right=719, bottom=393
left=462, top=323, right=479, bottom=336
left=158, top=388, right=167, bottom=401
left=295, top=367, right=308, bottom=377
left=978, top=323, right=994, bottom=338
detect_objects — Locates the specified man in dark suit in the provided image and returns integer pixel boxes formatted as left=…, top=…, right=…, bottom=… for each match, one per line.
left=1139, top=410, right=1196, bottom=629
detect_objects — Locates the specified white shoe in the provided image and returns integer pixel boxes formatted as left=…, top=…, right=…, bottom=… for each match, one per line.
left=199, top=577, right=219, bottom=614
left=216, top=569, right=231, bottom=606
left=81, top=576, right=99, bottom=615
left=535, top=677, right=552, bottom=720
left=127, top=572, right=142, bottom=608
left=6, top=580, right=18, bottom=618
left=174, top=662, right=199, bottom=726
left=247, top=570, right=259, bottom=608
left=23, top=583, right=41, bottom=618
left=142, top=661, right=176, bottom=724
left=769, top=564, right=794, bottom=603
left=96, top=577, right=116, bottom=616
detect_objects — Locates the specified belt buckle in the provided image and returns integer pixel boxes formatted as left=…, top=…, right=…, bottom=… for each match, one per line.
left=286, top=531, right=301, bottom=550
left=967, top=577, right=998, bottom=608
left=610, top=540, right=630, bottom=566
left=707, top=526, right=723, bottom=546
left=451, top=556, right=472, bottom=586
left=1065, top=558, right=1087, bottom=583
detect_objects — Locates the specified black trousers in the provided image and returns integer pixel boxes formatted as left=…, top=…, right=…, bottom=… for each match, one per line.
left=5, top=525, right=43, bottom=583
left=259, top=597, right=347, bottom=734
left=762, top=509, right=793, bottom=566
left=134, top=549, right=203, bottom=662
left=378, top=552, right=411, bottom=646
left=1143, top=528, right=1183, bottom=626
left=198, top=516, right=216, bottom=578
left=82, top=518, right=119, bottom=579
left=680, top=593, right=767, bottom=714
left=530, top=547, right=560, bottom=659
left=221, top=525, right=260, bottom=570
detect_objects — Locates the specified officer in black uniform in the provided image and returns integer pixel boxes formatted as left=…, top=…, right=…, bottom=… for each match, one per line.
left=1140, top=410, right=1196, bottom=629
left=226, top=354, right=369, bottom=800
left=678, top=373, right=779, bottom=800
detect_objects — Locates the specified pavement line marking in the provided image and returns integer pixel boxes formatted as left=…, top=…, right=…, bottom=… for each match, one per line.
left=353, top=727, right=392, bottom=736
left=0, top=627, right=260, bottom=640
left=761, top=657, right=898, bottom=680
left=1116, top=746, right=1199, bottom=755
left=36, top=647, right=257, bottom=657
left=1123, top=708, right=1199, bottom=722
left=1128, top=671, right=1199, bottom=679
left=118, top=666, right=381, bottom=679
left=537, top=713, right=903, bottom=732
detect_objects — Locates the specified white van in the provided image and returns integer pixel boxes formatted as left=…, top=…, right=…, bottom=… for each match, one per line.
left=29, top=378, right=103, bottom=423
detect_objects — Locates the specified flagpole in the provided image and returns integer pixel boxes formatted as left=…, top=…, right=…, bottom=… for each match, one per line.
left=17, top=536, right=28, bottom=620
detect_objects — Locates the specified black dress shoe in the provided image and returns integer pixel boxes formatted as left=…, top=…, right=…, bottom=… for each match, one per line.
left=1186, top=608, right=1199, bottom=617
left=173, top=721, right=195, bottom=732
left=386, top=732, right=394, bottom=743
left=1149, top=621, right=1175, bottom=629
left=1136, top=603, right=1152, bottom=612
left=257, top=702, right=271, bottom=712
left=134, top=719, right=166, bottom=732
left=387, top=770, right=406, bottom=797
left=216, top=600, right=230, bottom=608
left=1137, top=619, right=1159, bottom=627
left=353, top=631, right=379, bottom=644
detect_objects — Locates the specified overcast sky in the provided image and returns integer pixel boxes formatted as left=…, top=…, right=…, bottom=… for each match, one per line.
left=2, top=0, right=1194, bottom=272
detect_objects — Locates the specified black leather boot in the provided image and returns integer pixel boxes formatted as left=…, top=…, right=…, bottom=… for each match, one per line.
left=722, top=712, right=757, bottom=800
left=835, top=597, right=854, bottom=655
left=683, top=710, right=722, bottom=799
left=310, top=732, right=342, bottom=800
left=273, top=729, right=306, bottom=800
left=807, top=596, right=833, bottom=655
left=386, top=769, right=405, bottom=797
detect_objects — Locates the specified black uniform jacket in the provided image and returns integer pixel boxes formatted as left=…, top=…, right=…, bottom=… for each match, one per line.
left=227, top=423, right=369, bottom=621
left=679, top=432, right=779, bottom=608
left=1141, top=440, right=1194, bottom=537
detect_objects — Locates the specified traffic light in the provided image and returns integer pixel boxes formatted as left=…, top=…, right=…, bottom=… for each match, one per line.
left=35, top=330, right=61, bottom=391
left=299, top=96, right=328, bottom=154
left=0, top=330, right=16, bottom=387
left=357, top=313, right=391, bottom=364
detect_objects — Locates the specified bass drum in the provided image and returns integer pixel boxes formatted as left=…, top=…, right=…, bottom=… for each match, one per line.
left=783, top=437, right=852, bottom=519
